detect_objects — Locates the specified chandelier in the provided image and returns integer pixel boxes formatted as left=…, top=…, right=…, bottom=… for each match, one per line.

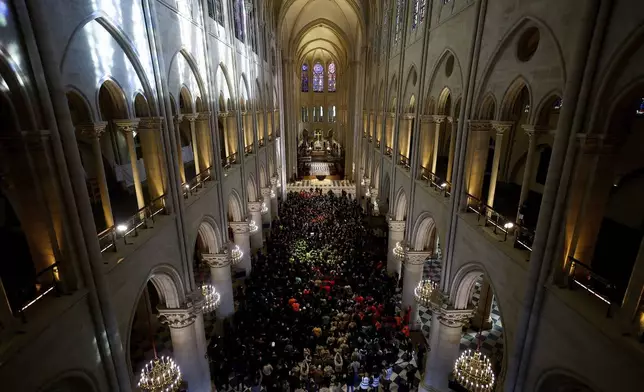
left=414, top=279, right=439, bottom=308
left=249, top=220, right=259, bottom=233
left=261, top=202, right=268, bottom=214
left=229, top=244, right=243, bottom=265
left=138, top=356, right=182, bottom=392
left=393, top=241, right=408, bottom=261
left=453, top=349, right=496, bottom=392
left=201, top=284, right=221, bottom=314
left=270, top=189, right=276, bottom=199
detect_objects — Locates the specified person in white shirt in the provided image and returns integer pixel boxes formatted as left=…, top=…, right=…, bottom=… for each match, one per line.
left=359, top=374, right=370, bottom=390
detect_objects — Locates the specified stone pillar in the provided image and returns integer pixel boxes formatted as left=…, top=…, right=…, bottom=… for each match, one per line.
left=226, top=114, right=238, bottom=161
left=229, top=221, right=252, bottom=275
left=138, top=117, right=166, bottom=202
left=446, top=118, right=457, bottom=182
left=248, top=201, right=264, bottom=250
left=399, top=115, right=414, bottom=160
left=114, top=119, right=144, bottom=209
left=203, top=253, right=235, bottom=318
left=385, top=113, right=394, bottom=151
left=173, top=115, right=186, bottom=184
left=420, top=309, right=473, bottom=392
left=403, top=251, right=431, bottom=329
left=465, top=120, right=492, bottom=200
left=487, top=121, right=513, bottom=209
left=196, top=112, right=212, bottom=173
left=430, top=116, right=446, bottom=174
left=387, top=219, right=406, bottom=276
left=185, top=114, right=200, bottom=176
left=260, top=187, right=272, bottom=229
left=270, top=176, right=279, bottom=219
left=471, top=280, right=494, bottom=330
left=158, top=304, right=211, bottom=392
left=516, top=126, right=544, bottom=220
left=419, top=116, right=432, bottom=172
left=78, top=122, right=114, bottom=228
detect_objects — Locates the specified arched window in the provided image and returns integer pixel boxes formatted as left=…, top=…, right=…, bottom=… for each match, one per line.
left=313, top=62, right=324, bottom=92
left=382, top=1, right=390, bottom=53
left=328, top=62, right=336, bottom=92
left=233, top=0, right=245, bottom=42
left=207, top=0, right=224, bottom=24
left=412, top=0, right=419, bottom=29
left=636, top=98, right=644, bottom=116
left=419, top=1, right=427, bottom=24
left=301, top=63, right=309, bottom=92
left=394, top=0, right=403, bottom=44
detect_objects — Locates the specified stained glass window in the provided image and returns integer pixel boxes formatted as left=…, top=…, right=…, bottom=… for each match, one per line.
left=394, top=0, right=403, bottom=44
left=313, top=63, right=324, bottom=92
left=412, top=0, right=419, bottom=30
left=382, top=1, right=389, bottom=53
left=419, top=0, right=427, bottom=23
left=636, top=98, right=644, bottom=116
left=301, top=64, right=309, bottom=92
left=234, top=0, right=245, bottom=42
left=328, top=62, right=336, bottom=92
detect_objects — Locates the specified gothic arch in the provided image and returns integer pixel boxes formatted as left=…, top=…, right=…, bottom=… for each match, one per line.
left=411, top=212, right=438, bottom=252
left=426, top=48, right=465, bottom=106
left=259, top=164, right=268, bottom=187
left=247, top=174, right=258, bottom=201
left=393, top=187, right=407, bottom=221
left=478, top=92, right=498, bottom=120
left=402, top=64, right=418, bottom=110
left=500, top=76, right=533, bottom=120
left=227, top=189, right=244, bottom=221
left=168, top=48, right=208, bottom=105
left=195, top=216, right=223, bottom=255
left=216, top=63, right=235, bottom=110
left=0, top=46, right=40, bottom=131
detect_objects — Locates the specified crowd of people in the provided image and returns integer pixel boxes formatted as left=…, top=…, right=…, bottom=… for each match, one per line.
left=208, top=189, right=421, bottom=391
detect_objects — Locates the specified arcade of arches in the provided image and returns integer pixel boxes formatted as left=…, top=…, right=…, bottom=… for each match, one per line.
left=1, top=1, right=644, bottom=392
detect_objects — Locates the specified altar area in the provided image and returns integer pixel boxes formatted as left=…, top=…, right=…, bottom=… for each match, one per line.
left=287, top=179, right=356, bottom=198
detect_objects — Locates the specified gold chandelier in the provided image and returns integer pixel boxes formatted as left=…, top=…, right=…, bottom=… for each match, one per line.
left=229, top=244, right=243, bottom=265
left=249, top=220, right=259, bottom=233
left=414, top=279, right=439, bottom=308
left=393, top=241, right=407, bottom=260
left=453, top=349, right=495, bottom=392
left=138, top=356, right=182, bottom=392
left=261, top=202, right=268, bottom=214
left=201, top=284, right=221, bottom=314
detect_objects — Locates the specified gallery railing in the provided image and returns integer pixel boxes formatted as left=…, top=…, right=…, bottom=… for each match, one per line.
left=567, top=256, right=617, bottom=317
left=376, top=140, right=381, bottom=149
left=244, top=143, right=255, bottom=156
left=258, top=138, right=265, bottom=147
left=419, top=166, right=452, bottom=197
left=222, top=152, right=239, bottom=170
left=98, top=194, right=168, bottom=254
left=183, top=166, right=213, bottom=198
left=464, top=193, right=534, bottom=253
left=15, top=262, right=61, bottom=320
left=398, top=154, right=411, bottom=170
left=384, top=146, right=393, bottom=157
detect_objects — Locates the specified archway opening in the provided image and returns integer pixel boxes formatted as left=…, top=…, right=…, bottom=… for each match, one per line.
left=179, top=87, right=197, bottom=181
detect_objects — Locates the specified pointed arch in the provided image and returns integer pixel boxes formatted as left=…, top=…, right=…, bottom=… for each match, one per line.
left=196, top=216, right=223, bottom=254
left=168, top=48, right=208, bottom=104
left=411, top=212, right=438, bottom=251
left=393, top=187, right=407, bottom=221
left=227, top=189, right=244, bottom=222
left=216, top=63, right=235, bottom=110
left=500, top=76, right=532, bottom=120
left=259, top=164, right=268, bottom=187
left=402, top=64, right=418, bottom=112
left=66, top=88, right=93, bottom=124
left=425, top=48, right=464, bottom=107
left=437, top=87, right=452, bottom=115
left=247, top=174, right=258, bottom=201
left=478, top=93, right=498, bottom=120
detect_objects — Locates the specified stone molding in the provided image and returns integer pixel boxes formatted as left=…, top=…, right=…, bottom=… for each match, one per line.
left=218, top=111, right=231, bottom=118
left=521, top=124, right=548, bottom=137
left=446, top=116, right=455, bottom=123
left=247, top=201, right=263, bottom=212
left=363, top=178, right=371, bottom=187
left=428, top=115, right=447, bottom=124
left=77, top=122, right=108, bottom=139
left=260, top=187, right=272, bottom=198
left=113, top=118, right=141, bottom=133
left=158, top=307, right=197, bottom=329
left=202, top=252, right=231, bottom=268
left=183, top=113, right=198, bottom=122
left=406, top=251, right=432, bottom=265
left=491, top=120, right=513, bottom=135
left=438, top=308, right=474, bottom=328
left=197, top=111, right=212, bottom=121
left=387, top=219, right=406, bottom=232
left=173, top=114, right=184, bottom=124
left=468, top=120, right=492, bottom=132
left=270, top=176, right=278, bottom=186
left=138, top=117, right=164, bottom=130
left=400, top=113, right=415, bottom=120
left=229, top=221, right=250, bottom=234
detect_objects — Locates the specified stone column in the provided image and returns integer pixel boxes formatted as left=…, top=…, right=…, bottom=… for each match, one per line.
left=399, top=114, right=414, bottom=161
left=203, top=253, right=235, bottom=318
left=385, top=113, right=394, bottom=151
left=446, top=118, right=457, bottom=182
left=185, top=114, right=200, bottom=176
left=248, top=201, right=264, bottom=250
left=430, top=115, right=446, bottom=174
left=487, top=121, right=513, bottom=209
left=471, top=280, right=494, bottom=330
left=196, top=112, right=212, bottom=173
left=419, top=116, right=432, bottom=173
left=114, top=119, right=144, bottom=209
left=173, top=115, right=186, bottom=184
left=229, top=221, right=252, bottom=275
left=420, top=309, right=473, bottom=392
left=403, top=251, right=431, bottom=329
left=226, top=114, right=239, bottom=161
left=270, top=176, right=279, bottom=219
left=465, top=120, right=492, bottom=200
left=387, top=219, right=406, bottom=276
left=158, top=305, right=211, bottom=392
left=260, top=187, right=272, bottom=229
left=78, top=122, right=114, bottom=228
left=138, top=117, right=166, bottom=202
left=516, top=126, right=543, bottom=220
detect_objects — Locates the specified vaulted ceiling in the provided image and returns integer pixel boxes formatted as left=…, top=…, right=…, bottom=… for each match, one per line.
left=273, top=0, right=369, bottom=70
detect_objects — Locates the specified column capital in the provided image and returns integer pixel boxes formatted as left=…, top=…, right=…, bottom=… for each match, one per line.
left=438, top=308, right=474, bottom=328
left=400, top=113, right=415, bottom=120
left=77, top=121, right=108, bottom=139
left=270, top=176, right=279, bottom=186
left=468, top=120, right=492, bottom=132
left=248, top=201, right=262, bottom=212
left=446, top=116, right=455, bottom=124
left=386, top=112, right=396, bottom=119
left=429, top=115, right=447, bottom=124
left=387, top=219, right=406, bottom=232
left=370, top=188, right=379, bottom=198
left=202, top=252, right=231, bottom=268
left=218, top=111, right=231, bottom=118
left=113, top=118, right=140, bottom=133
left=363, top=178, right=371, bottom=187
left=521, top=124, right=548, bottom=136
left=183, top=113, right=198, bottom=122
left=406, top=251, right=431, bottom=265
left=229, top=221, right=250, bottom=234
left=173, top=114, right=184, bottom=124
left=138, top=116, right=164, bottom=130
left=491, top=120, right=514, bottom=135
left=197, top=111, right=212, bottom=121
left=260, top=187, right=272, bottom=198
left=158, top=306, right=197, bottom=328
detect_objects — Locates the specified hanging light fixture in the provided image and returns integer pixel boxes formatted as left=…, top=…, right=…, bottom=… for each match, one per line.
left=249, top=220, right=259, bottom=233
left=201, top=284, right=221, bottom=314
left=413, top=279, right=439, bottom=308
left=229, top=244, right=243, bottom=265
left=393, top=241, right=408, bottom=261
left=453, top=349, right=495, bottom=392
left=138, top=287, right=182, bottom=391
left=261, top=201, right=268, bottom=214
